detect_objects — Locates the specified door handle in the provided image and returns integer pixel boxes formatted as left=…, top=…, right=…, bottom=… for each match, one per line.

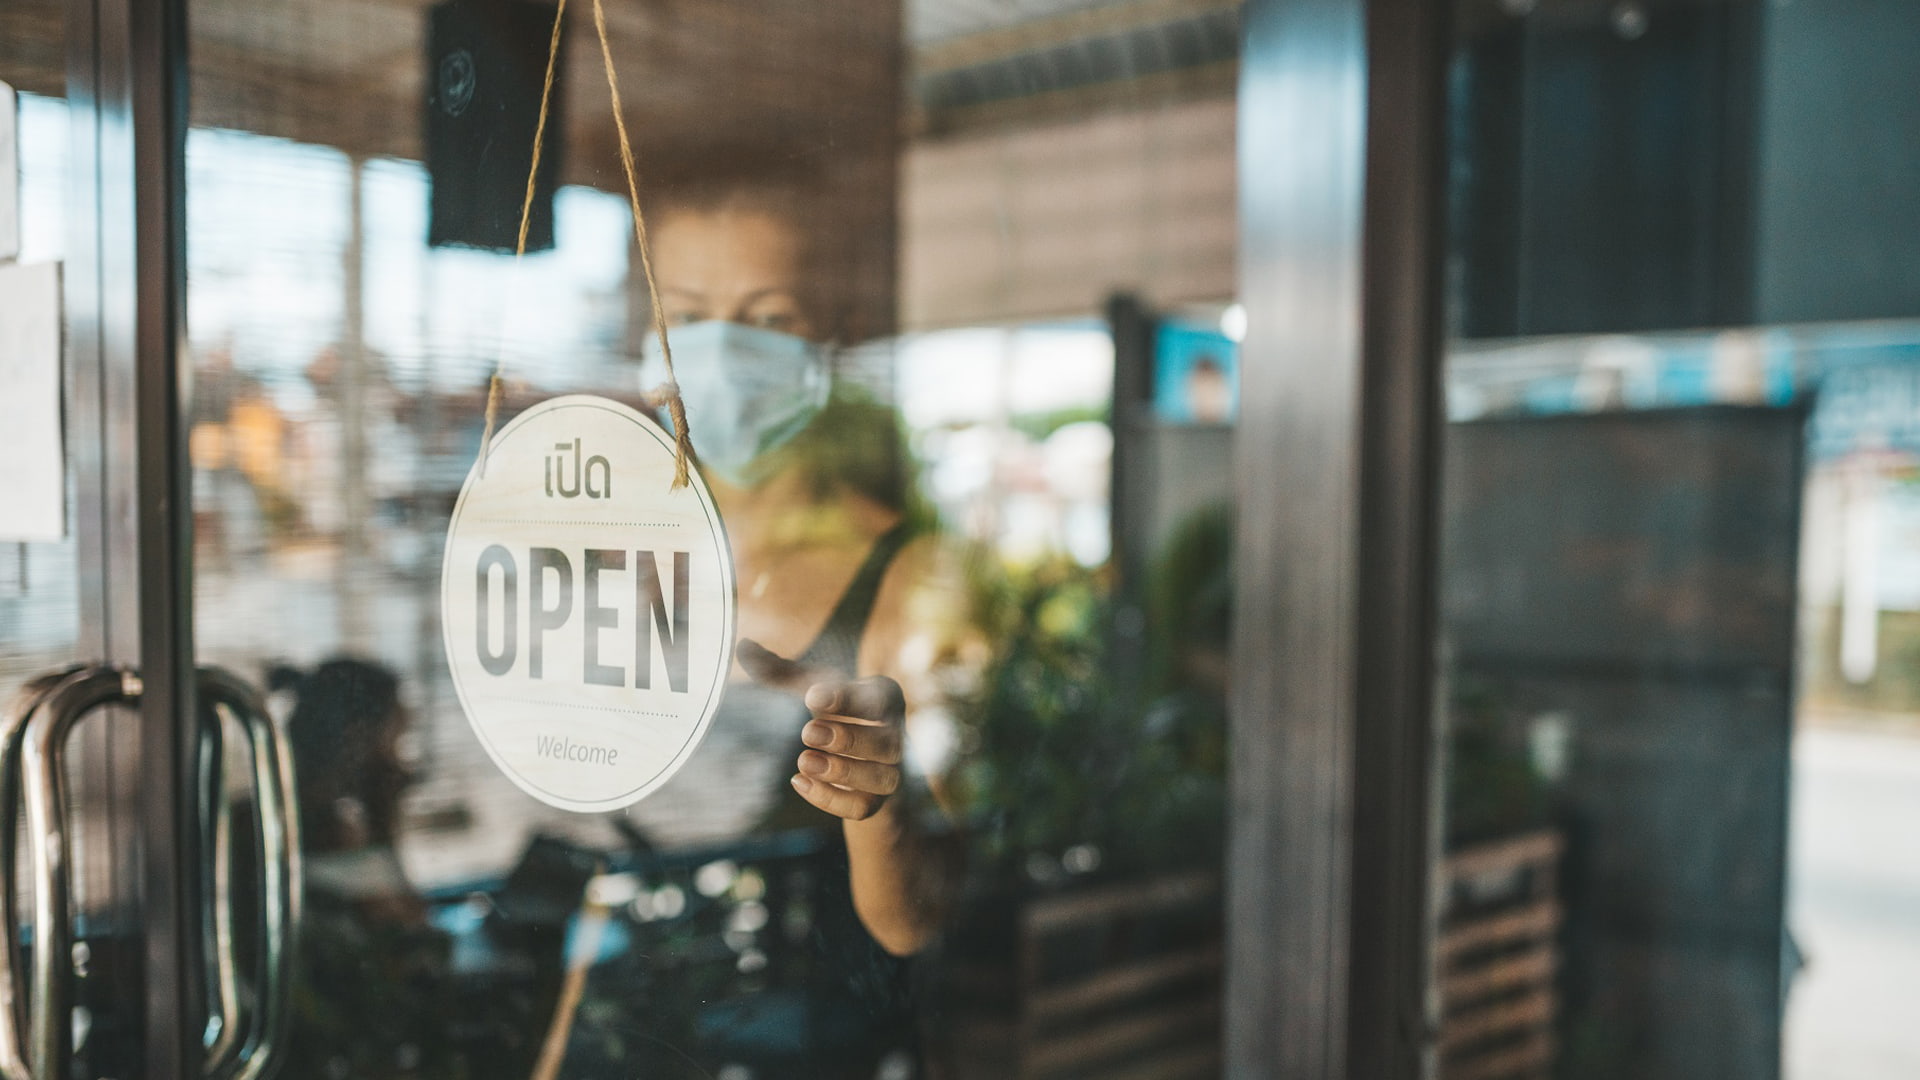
left=195, top=669, right=300, bottom=1080
left=197, top=694, right=240, bottom=1073
left=0, top=666, right=300, bottom=1080
left=19, top=666, right=142, bottom=1080
left=0, top=667, right=85, bottom=1080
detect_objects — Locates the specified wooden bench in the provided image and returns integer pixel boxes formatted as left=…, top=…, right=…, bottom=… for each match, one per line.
left=1435, top=830, right=1565, bottom=1080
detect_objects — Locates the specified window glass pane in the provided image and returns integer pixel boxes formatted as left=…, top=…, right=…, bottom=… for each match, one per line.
left=0, top=11, right=82, bottom=706
left=184, top=2, right=1238, bottom=1076
left=1437, top=3, right=1920, bottom=1077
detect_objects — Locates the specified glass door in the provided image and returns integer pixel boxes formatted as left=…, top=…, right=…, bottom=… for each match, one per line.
left=179, top=2, right=1243, bottom=1078
left=1, top=2, right=194, bottom=1078
left=28, top=0, right=1920, bottom=1076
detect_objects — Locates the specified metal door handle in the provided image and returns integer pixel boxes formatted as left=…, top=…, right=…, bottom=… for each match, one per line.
left=20, top=666, right=142, bottom=1080
left=196, top=669, right=300, bottom=1080
left=0, top=665, right=300, bottom=1080
left=197, top=697, right=240, bottom=1073
left=0, top=668, right=85, bottom=1080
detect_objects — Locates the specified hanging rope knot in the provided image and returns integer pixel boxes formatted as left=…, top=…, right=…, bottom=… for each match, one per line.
left=639, top=378, right=691, bottom=486
left=662, top=387, right=694, bottom=489
left=474, top=0, right=697, bottom=491
left=640, top=382, right=674, bottom=410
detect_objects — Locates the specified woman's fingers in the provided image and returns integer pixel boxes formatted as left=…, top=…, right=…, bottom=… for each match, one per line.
left=796, top=676, right=905, bottom=822
left=739, top=641, right=908, bottom=822
left=801, top=715, right=901, bottom=763
left=790, top=774, right=883, bottom=821
left=798, top=748, right=900, bottom=795
left=804, top=675, right=905, bottom=725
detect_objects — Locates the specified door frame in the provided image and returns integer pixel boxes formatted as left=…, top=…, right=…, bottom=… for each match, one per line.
left=64, top=0, right=200, bottom=1074
left=1229, top=0, right=1450, bottom=1077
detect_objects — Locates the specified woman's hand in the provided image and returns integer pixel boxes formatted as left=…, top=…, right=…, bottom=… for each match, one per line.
left=737, top=639, right=904, bottom=821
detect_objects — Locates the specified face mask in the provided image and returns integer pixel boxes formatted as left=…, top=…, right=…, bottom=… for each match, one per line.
left=640, top=321, right=830, bottom=486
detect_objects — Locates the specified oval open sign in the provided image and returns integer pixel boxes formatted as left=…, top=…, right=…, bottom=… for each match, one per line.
left=440, top=395, right=736, bottom=812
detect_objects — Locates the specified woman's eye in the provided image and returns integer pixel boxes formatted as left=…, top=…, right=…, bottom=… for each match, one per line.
left=666, top=309, right=705, bottom=327
left=738, top=291, right=809, bottom=335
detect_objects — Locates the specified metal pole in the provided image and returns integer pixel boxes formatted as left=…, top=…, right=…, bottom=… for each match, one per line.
left=1228, top=0, right=1449, bottom=1075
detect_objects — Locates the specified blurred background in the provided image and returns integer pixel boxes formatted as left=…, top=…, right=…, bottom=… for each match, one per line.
left=0, top=0, right=1916, bottom=1077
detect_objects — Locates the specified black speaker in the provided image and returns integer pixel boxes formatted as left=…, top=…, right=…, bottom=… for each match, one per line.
left=425, top=0, right=566, bottom=253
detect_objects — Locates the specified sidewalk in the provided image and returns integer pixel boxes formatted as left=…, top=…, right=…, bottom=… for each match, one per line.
left=1785, top=725, right=1920, bottom=1080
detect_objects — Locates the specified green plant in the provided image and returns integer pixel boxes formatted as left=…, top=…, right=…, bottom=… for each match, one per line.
left=1443, top=674, right=1552, bottom=847
left=948, top=548, right=1226, bottom=880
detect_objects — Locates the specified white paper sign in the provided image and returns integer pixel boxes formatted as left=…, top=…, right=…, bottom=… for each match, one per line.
left=1, top=83, right=18, bottom=261
left=441, top=395, right=736, bottom=812
left=0, top=261, right=64, bottom=542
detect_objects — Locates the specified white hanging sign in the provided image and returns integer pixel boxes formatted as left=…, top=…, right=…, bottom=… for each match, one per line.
left=0, top=261, right=64, bottom=542
left=441, top=395, right=736, bottom=812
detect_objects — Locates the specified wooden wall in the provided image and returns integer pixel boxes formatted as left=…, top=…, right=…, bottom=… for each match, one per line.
left=900, top=95, right=1236, bottom=330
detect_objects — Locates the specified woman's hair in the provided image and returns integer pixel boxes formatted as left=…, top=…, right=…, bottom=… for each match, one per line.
left=648, top=155, right=854, bottom=339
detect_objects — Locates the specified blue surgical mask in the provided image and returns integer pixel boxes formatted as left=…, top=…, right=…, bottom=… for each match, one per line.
left=640, top=321, right=830, bottom=486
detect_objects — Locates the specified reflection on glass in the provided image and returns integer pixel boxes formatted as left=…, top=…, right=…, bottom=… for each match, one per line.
left=0, top=91, right=80, bottom=705
left=1440, top=0, right=1920, bottom=1073
left=1437, top=320, right=1920, bottom=1080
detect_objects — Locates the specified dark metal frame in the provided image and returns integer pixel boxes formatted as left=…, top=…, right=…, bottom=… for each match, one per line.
left=65, top=0, right=201, bottom=1075
left=1229, top=0, right=1449, bottom=1076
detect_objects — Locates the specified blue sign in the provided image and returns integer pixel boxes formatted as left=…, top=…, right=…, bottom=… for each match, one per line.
left=1154, top=322, right=1237, bottom=425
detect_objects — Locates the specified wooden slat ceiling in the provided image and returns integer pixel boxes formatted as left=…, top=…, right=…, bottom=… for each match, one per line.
left=0, top=0, right=65, bottom=98
left=194, top=0, right=900, bottom=190
left=2, top=0, right=902, bottom=190
left=0, top=0, right=1185, bottom=176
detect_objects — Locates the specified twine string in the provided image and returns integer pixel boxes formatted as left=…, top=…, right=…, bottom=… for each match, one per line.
left=478, top=0, right=566, bottom=477
left=478, top=0, right=693, bottom=490
left=592, top=0, right=691, bottom=489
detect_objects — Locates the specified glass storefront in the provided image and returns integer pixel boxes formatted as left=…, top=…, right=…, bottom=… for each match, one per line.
left=0, top=0, right=1917, bottom=1077
left=178, top=2, right=1234, bottom=1077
